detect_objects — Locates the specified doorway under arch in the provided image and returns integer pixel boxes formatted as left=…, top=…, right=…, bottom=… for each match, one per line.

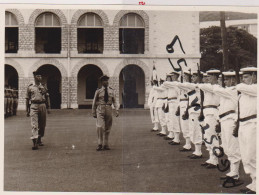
left=5, top=64, right=18, bottom=89
left=77, top=65, right=103, bottom=108
left=36, top=64, right=62, bottom=109
left=119, top=65, right=145, bottom=108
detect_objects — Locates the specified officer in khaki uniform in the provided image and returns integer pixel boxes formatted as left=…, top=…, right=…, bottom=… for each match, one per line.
left=26, top=70, right=50, bottom=150
left=92, top=75, right=119, bottom=151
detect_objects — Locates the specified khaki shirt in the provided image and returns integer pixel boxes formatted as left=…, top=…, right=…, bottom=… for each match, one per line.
left=26, top=83, right=48, bottom=102
left=92, top=86, right=119, bottom=115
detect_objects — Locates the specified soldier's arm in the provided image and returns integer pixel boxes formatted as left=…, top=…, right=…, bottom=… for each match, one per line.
left=236, top=83, right=257, bottom=97
left=92, top=90, right=99, bottom=117
left=25, top=87, right=30, bottom=116
left=112, top=89, right=119, bottom=117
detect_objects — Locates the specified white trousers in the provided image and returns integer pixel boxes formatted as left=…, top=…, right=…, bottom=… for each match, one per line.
left=179, top=101, right=189, bottom=138
left=149, top=106, right=155, bottom=123
left=204, top=114, right=219, bottom=165
left=189, top=112, right=202, bottom=144
left=154, top=107, right=159, bottom=124
left=168, top=101, right=180, bottom=133
left=157, top=107, right=166, bottom=127
left=239, top=121, right=256, bottom=191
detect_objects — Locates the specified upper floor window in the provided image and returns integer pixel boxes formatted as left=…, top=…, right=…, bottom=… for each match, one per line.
left=5, top=12, right=18, bottom=53
left=77, top=13, right=104, bottom=54
left=35, top=12, right=61, bottom=53
left=119, top=13, right=145, bottom=54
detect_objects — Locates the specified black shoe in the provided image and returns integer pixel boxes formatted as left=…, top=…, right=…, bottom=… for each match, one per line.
left=32, top=139, right=38, bottom=150
left=169, top=141, right=180, bottom=145
left=168, top=141, right=174, bottom=144
left=220, top=175, right=238, bottom=180
left=32, top=146, right=38, bottom=150
left=190, top=154, right=202, bottom=159
left=164, top=136, right=173, bottom=140
left=240, top=188, right=251, bottom=193
left=96, top=145, right=102, bottom=151
left=201, top=162, right=210, bottom=166
left=157, top=133, right=166, bottom=136
left=151, top=129, right=158, bottom=132
left=179, top=148, right=192, bottom=152
left=245, top=190, right=256, bottom=194
left=103, top=145, right=110, bottom=150
left=206, top=164, right=217, bottom=169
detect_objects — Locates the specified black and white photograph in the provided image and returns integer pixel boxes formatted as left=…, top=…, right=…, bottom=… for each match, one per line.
left=3, top=3, right=258, bottom=194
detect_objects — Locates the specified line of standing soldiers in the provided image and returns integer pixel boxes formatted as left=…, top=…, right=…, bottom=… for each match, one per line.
left=148, top=67, right=257, bottom=194
left=4, top=85, right=18, bottom=118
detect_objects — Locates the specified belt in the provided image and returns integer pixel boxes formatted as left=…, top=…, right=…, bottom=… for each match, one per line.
left=168, top=97, right=177, bottom=100
left=190, top=103, right=200, bottom=108
left=219, top=110, right=235, bottom=119
left=204, top=105, right=218, bottom=109
left=240, top=114, right=257, bottom=122
left=158, top=98, right=167, bottom=100
left=31, top=101, right=45, bottom=104
left=180, top=98, right=188, bottom=101
left=100, top=104, right=112, bottom=106
left=187, top=90, right=196, bottom=96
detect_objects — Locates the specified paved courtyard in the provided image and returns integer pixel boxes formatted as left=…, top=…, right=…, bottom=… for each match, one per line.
left=4, top=109, right=250, bottom=193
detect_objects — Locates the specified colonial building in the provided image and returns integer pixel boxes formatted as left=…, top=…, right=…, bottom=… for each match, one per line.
left=5, top=9, right=200, bottom=110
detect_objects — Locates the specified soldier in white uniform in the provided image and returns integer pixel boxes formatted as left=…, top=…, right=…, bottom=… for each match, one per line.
left=198, top=69, right=220, bottom=169
left=236, top=67, right=257, bottom=194
left=177, top=70, right=192, bottom=151
left=163, top=71, right=181, bottom=145
left=163, top=74, right=174, bottom=140
left=213, top=71, right=242, bottom=182
left=148, top=80, right=159, bottom=131
left=154, top=80, right=167, bottom=136
left=177, top=71, right=203, bottom=158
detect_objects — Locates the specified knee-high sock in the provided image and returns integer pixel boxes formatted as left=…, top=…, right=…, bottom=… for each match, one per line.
left=97, top=127, right=103, bottom=145
left=104, top=132, right=110, bottom=146
left=174, top=132, right=180, bottom=143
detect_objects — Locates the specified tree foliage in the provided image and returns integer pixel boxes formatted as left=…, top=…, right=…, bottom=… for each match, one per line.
left=200, top=26, right=257, bottom=72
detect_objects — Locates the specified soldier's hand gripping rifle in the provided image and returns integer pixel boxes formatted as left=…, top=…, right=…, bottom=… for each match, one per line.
left=233, top=64, right=241, bottom=137
left=182, top=68, right=191, bottom=120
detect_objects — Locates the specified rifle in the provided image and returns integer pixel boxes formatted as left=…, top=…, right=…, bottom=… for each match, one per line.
left=233, top=58, right=241, bottom=137
left=197, top=63, right=205, bottom=122
left=182, top=69, right=192, bottom=120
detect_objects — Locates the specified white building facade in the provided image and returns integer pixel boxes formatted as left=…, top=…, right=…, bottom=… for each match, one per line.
left=5, top=9, right=200, bottom=110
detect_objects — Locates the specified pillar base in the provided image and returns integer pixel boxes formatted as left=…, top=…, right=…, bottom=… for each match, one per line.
left=61, top=103, right=68, bottom=109
left=70, top=103, right=78, bottom=109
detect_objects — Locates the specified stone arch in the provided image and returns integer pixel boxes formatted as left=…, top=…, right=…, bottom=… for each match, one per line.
left=71, top=59, right=109, bottom=77
left=113, top=59, right=150, bottom=78
left=28, top=9, right=67, bottom=25
left=5, top=59, right=24, bottom=77
left=30, top=58, right=67, bottom=78
left=5, top=9, right=25, bottom=25
left=113, top=10, right=149, bottom=52
left=71, top=9, right=109, bottom=26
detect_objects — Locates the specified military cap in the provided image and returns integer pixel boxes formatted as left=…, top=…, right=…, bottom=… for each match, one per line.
left=206, top=69, right=221, bottom=75
left=170, top=70, right=181, bottom=76
left=222, top=71, right=236, bottom=77
left=99, top=75, right=109, bottom=81
left=240, top=67, right=257, bottom=75
left=183, top=70, right=192, bottom=76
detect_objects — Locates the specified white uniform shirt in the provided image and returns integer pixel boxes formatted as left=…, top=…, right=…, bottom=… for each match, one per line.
left=213, top=85, right=238, bottom=122
left=236, top=83, right=257, bottom=124
left=148, top=87, right=155, bottom=108
left=154, top=86, right=166, bottom=108
left=163, top=81, right=180, bottom=103
left=199, top=84, right=220, bottom=116
left=178, top=82, right=201, bottom=114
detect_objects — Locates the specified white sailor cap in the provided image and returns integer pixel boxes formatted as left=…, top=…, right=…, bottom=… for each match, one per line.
left=222, top=71, right=236, bottom=77
left=192, top=70, right=204, bottom=76
left=206, top=69, right=221, bottom=75
left=183, top=70, right=192, bottom=76
left=170, top=70, right=181, bottom=75
left=240, top=67, right=257, bottom=74
left=203, top=73, right=208, bottom=76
